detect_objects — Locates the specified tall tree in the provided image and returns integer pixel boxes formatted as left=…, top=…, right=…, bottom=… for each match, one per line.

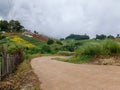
left=0, top=20, right=9, bottom=32
left=96, top=34, right=106, bottom=40
left=34, top=30, right=39, bottom=34
left=66, top=34, right=90, bottom=40
left=107, top=35, right=115, bottom=39
left=116, top=34, right=120, bottom=38
left=9, top=20, right=24, bottom=32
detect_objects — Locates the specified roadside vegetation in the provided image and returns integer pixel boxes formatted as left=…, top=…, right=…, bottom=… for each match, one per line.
left=54, top=34, right=120, bottom=65
left=68, top=39, right=120, bottom=64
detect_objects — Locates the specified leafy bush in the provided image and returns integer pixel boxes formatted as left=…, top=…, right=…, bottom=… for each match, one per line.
left=56, top=41, right=63, bottom=45
left=0, top=32, right=6, bottom=40
left=74, top=42, right=83, bottom=46
left=76, top=43, right=102, bottom=57
left=7, top=42, right=24, bottom=54
left=41, top=45, right=51, bottom=53
left=61, top=45, right=75, bottom=52
left=47, top=39, right=54, bottom=45
left=25, top=47, right=41, bottom=55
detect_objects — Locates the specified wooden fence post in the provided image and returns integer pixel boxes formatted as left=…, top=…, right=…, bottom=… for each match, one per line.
left=0, top=57, right=2, bottom=81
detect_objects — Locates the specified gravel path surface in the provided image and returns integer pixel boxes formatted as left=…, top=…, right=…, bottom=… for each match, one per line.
left=31, top=56, right=120, bottom=90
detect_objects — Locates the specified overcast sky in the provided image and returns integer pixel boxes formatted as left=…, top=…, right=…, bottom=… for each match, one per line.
left=0, top=0, right=120, bottom=38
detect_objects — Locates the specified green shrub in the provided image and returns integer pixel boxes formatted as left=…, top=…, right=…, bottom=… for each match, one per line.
left=74, top=42, right=83, bottom=46
left=61, top=45, right=75, bottom=52
left=102, top=39, right=120, bottom=54
left=7, top=42, right=24, bottom=54
left=56, top=41, right=63, bottom=45
left=47, top=39, right=54, bottom=45
left=70, top=39, right=120, bottom=64
left=76, top=39, right=120, bottom=57
left=0, top=33, right=6, bottom=39
left=76, top=43, right=102, bottom=56
left=25, top=47, right=41, bottom=55
left=41, top=45, right=51, bottom=53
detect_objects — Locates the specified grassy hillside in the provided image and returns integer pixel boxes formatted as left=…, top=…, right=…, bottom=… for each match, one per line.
left=56, top=39, right=120, bottom=64
left=1, top=32, right=120, bottom=65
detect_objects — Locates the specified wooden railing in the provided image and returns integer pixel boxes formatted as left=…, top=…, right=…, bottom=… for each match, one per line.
left=0, top=54, right=22, bottom=81
left=0, top=42, right=23, bottom=81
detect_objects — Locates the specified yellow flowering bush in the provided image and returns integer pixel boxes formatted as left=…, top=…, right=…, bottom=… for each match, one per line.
left=11, top=36, right=35, bottom=48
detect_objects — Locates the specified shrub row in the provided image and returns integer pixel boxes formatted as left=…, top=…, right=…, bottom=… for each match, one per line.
left=76, top=39, right=120, bottom=57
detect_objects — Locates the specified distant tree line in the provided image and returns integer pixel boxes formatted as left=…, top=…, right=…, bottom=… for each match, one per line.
left=65, top=34, right=90, bottom=40
left=64, top=34, right=120, bottom=40
left=96, top=34, right=115, bottom=40
left=0, top=20, right=24, bottom=32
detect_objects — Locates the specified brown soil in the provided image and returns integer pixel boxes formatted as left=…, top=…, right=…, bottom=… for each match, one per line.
left=31, top=56, right=120, bottom=90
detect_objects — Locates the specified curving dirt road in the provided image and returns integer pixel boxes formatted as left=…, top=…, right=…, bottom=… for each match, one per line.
left=31, top=56, right=120, bottom=90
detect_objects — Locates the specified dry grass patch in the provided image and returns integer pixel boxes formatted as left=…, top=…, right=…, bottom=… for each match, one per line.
left=90, top=55, right=120, bottom=66
left=0, top=60, right=40, bottom=90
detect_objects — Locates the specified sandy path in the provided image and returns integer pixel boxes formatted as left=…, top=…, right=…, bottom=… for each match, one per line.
left=31, top=56, right=120, bottom=90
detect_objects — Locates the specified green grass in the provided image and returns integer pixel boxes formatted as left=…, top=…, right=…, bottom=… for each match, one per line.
left=76, top=43, right=102, bottom=56
left=60, top=39, right=120, bottom=64
left=57, top=51, right=75, bottom=56
left=76, top=39, right=120, bottom=57
left=67, top=55, right=91, bottom=64
left=102, top=39, right=120, bottom=54
left=53, top=55, right=91, bottom=64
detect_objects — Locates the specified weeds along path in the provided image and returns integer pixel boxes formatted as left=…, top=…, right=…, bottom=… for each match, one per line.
left=31, top=56, right=120, bottom=90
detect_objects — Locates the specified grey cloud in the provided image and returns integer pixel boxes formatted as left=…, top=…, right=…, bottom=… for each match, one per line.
left=0, top=0, right=120, bottom=38
left=0, top=0, right=13, bottom=18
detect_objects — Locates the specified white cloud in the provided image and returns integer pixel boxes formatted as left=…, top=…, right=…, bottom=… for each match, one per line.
left=0, top=0, right=120, bottom=38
